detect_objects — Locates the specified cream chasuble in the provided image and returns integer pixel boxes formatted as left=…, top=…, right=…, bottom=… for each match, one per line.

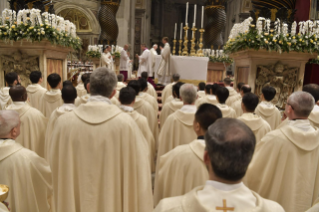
left=197, top=91, right=205, bottom=98
left=244, top=120, right=319, bottom=212
left=138, top=49, right=153, bottom=77
left=255, top=101, right=282, bottom=130
left=309, top=105, right=319, bottom=128
left=0, top=140, right=52, bottom=212
left=0, top=87, right=12, bottom=110
left=150, top=47, right=158, bottom=69
left=39, top=89, right=63, bottom=118
left=6, top=102, right=47, bottom=158
left=26, top=84, right=47, bottom=111
left=49, top=100, right=153, bottom=212
left=75, top=94, right=90, bottom=107
left=231, top=98, right=243, bottom=117
left=147, top=82, right=157, bottom=99
left=139, top=92, right=158, bottom=112
left=195, top=95, right=218, bottom=107
left=154, top=139, right=208, bottom=206
left=101, top=52, right=114, bottom=71
left=111, top=95, right=121, bottom=106
left=154, top=184, right=284, bottom=212
left=0, top=203, right=8, bottom=212
left=116, top=82, right=126, bottom=91
left=217, top=103, right=237, bottom=118
left=76, top=83, right=87, bottom=98
left=157, top=43, right=171, bottom=85
left=307, top=198, right=319, bottom=212
left=161, top=83, right=175, bottom=105
left=225, top=87, right=241, bottom=107
left=160, top=99, right=183, bottom=128
left=237, top=113, right=271, bottom=144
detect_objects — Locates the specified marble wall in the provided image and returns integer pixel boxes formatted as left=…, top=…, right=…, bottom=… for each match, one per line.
left=0, top=1, right=9, bottom=12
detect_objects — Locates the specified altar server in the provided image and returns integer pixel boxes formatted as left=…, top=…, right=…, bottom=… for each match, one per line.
left=157, top=84, right=197, bottom=158
left=76, top=73, right=89, bottom=98
left=224, top=78, right=241, bottom=106
left=195, top=84, right=219, bottom=107
left=0, top=110, right=52, bottom=212
left=101, top=45, right=114, bottom=71
left=216, top=86, right=237, bottom=118
left=154, top=104, right=222, bottom=206
left=0, top=72, right=17, bottom=110
left=119, top=45, right=131, bottom=81
left=75, top=78, right=90, bottom=107
left=157, top=37, right=171, bottom=85
left=154, top=118, right=284, bottom=212
left=26, top=71, right=47, bottom=111
left=136, top=44, right=152, bottom=77
left=231, top=85, right=251, bottom=117
left=197, top=82, right=206, bottom=98
left=238, top=93, right=271, bottom=143
left=255, top=86, right=281, bottom=130
left=303, top=84, right=319, bottom=128
left=49, top=67, right=153, bottom=212
left=244, top=91, right=319, bottom=212
left=45, top=85, right=77, bottom=162
left=39, top=73, right=63, bottom=118
left=141, top=72, right=157, bottom=99
left=6, top=86, right=47, bottom=158
left=161, top=73, right=180, bottom=105
left=138, top=78, right=158, bottom=112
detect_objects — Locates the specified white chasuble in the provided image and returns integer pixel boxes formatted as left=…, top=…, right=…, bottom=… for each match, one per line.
left=195, top=95, right=218, bottom=107
left=147, top=82, right=157, bottom=99
left=150, top=47, right=158, bottom=69
left=309, top=105, right=319, bottom=128
left=307, top=198, right=319, bottom=212
left=157, top=43, right=171, bottom=85
left=120, top=49, right=130, bottom=71
left=26, top=84, right=47, bottom=111
left=217, top=103, right=237, bottom=118
left=75, top=83, right=87, bottom=98
left=231, top=98, right=243, bottom=117
left=0, top=87, right=12, bottom=110
left=255, top=101, right=282, bottom=130
left=101, top=52, right=114, bottom=71
left=197, top=90, right=206, bottom=98
left=75, top=94, right=90, bottom=107
left=138, top=49, right=153, bottom=77
left=244, top=121, right=319, bottom=212
left=161, top=83, right=175, bottom=105
left=139, top=92, right=158, bottom=112
left=0, top=203, right=8, bottom=212
left=225, top=87, right=241, bottom=107
left=49, top=102, right=153, bottom=212
left=39, top=89, right=63, bottom=118
left=160, top=99, right=183, bottom=128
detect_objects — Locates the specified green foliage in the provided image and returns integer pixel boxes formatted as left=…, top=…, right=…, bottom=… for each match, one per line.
left=86, top=50, right=101, bottom=58
left=308, top=57, right=319, bottom=65
left=209, top=55, right=233, bottom=64
left=112, top=52, right=121, bottom=58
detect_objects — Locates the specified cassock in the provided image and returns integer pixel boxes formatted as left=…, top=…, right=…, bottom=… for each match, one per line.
left=49, top=97, right=153, bottom=212
left=160, top=98, right=183, bottom=128
left=39, top=89, right=63, bottom=118
left=161, top=83, right=175, bottom=105
left=0, top=140, right=52, bottom=212
left=197, top=90, right=205, bottom=98
left=75, top=94, right=90, bottom=107
left=26, top=84, right=47, bottom=111
left=157, top=43, right=171, bottom=85
left=101, top=52, right=114, bottom=71
left=157, top=105, right=197, bottom=158
left=244, top=119, right=319, bottom=212
left=309, top=104, right=319, bottom=128
left=255, top=101, right=282, bottom=130
left=154, top=183, right=284, bottom=212
left=237, top=113, right=271, bottom=144
left=307, top=198, right=319, bottom=212
left=217, top=103, right=237, bottom=118
left=225, top=87, right=241, bottom=107
left=0, top=87, right=12, bottom=110
left=76, top=83, right=87, bottom=98
left=119, top=105, right=156, bottom=172
left=231, top=98, right=243, bottom=117
left=195, top=95, right=218, bottom=107
left=44, top=104, right=76, bottom=162
left=6, top=102, right=47, bottom=158
left=138, top=92, right=158, bottom=112
left=138, top=49, right=153, bottom=77
left=154, top=139, right=208, bottom=206
left=147, top=82, right=157, bottom=99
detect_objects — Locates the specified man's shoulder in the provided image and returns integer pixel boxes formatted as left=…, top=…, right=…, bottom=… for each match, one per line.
left=154, top=196, right=183, bottom=212
left=253, top=192, right=285, bottom=211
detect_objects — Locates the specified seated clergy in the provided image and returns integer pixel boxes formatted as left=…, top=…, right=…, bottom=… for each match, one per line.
left=76, top=73, right=90, bottom=98
left=154, top=104, right=222, bottom=206
left=238, top=93, right=271, bottom=144
left=197, top=82, right=206, bottom=98
left=160, top=82, right=184, bottom=128
left=6, top=86, right=47, bottom=158
left=141, top=72, right=158, bottom=99
left=244, top=91, right=319, bottom=212
left=26, top=71, right=47, bottom=111
left=161, top=73, right=180, bottom=105
left=39, top=73, right=63, bottom=118
left=49, top=67, right=153, bottom=211
left=195, top=84, right=219, bottom=107
left=0, top=110, right=52, bottom=212
left=138, top=78, right=159, bottom=112
left=231, top=85, right=251, bottom=117
left=0, top=72, right=18, bottom=110
left=216, top=87, right=237, bottom=118
left=75, top=78, right=90, bottom=107
left=303, top=84, right=319, bottom=128
left=157, top=84, right=197, bottom=158
left=45, top=85, right=77, bottom=162
left=224, top=78, right=241, bottom=106
left=255, top=86, right=281, bottom=130
left=154, top=118, right=285, bottom=212
left=119, top=86, right=155, bottom=172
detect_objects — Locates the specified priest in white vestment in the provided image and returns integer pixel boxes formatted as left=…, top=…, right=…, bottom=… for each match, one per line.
left=195, top=84, right=219, bottom=107
left=157, top=84, right=197, bottom=158
left=45, top=85, right=77, bottom=162
left=161, top=73, right=180, bottom=105
left=119, top=87, right=156, bottom=172
left=119, top=45, right=132, bottom=81
left=0, top=72, right=18, bottom=110
left=101, top=45, right=114, bottom=71
left=224, top=78, right=241, bottom=106
left=138, top=78, right=158, bottom=112
left=112, top=74, right=127, bottom=101
left=154, top=104, right=222, bottom=206
left=6, top=86, right=47, bottom=158
left=160, top=82, right=184, bottom=127
left=231, top=85, right=251, bottom=117
left=136, top=44, right=153, bottom=77
left=150, top=44, right=158, bottom=70
left=244, top=91, right=319, bottom=212
left=154, top=118, right=285, bottom=212
left=0, top=110, right=52, bottom=212
left=216, top=87, right=237, bottom=118
left=26, top=71, right=47, bottom=111
left=76, top=73, right=90, bottom=98
left=49, top=68, right=153, bottom=212
left=39, top=73, right=63, bottom=118
left=303, top=84, right=319, bottom=128
left=75, top=78, right=90, bottom=107
left=197, top=82, right=206, bottom=98
left=237, top=93, right=271, bottom=143
left=141, top=72, right=157, bottom=99
left=157, top=37, right=171, bottom=85
left=255, top=86, right=281, bottom=130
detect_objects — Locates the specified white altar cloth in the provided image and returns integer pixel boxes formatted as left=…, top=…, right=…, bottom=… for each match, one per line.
left=154, top=55, right=209, bottom=85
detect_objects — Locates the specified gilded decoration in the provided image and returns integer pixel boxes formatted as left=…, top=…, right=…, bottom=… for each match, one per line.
left=58, top=9, right=92, bottom=32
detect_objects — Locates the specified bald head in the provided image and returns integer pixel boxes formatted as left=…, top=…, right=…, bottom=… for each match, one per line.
left=286, top=91, right=315, bottom=118
left=180, top=84, right=197, bottom=104
left=9, top=86, right=27, bottom=102
left=0, top=110, right=20, bottom=139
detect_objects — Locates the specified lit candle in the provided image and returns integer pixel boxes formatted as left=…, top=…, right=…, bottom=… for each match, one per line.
left=194, top=4, right=197, bottom=27
left=174, top=23, right=177, bottom=40
left=185, top=2, right=189, bottom=26
left=201, top=6, right=204, bottom=29
left=180, top=23, right=183, bottom=40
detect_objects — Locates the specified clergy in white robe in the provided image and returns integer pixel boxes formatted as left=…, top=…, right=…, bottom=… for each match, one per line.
left=157, top=84, right=197, bottom=158
left=138, top=78, right=158, bottom=112
left=101, top=46, right=114, bottom=71
left=0, top=72, right=18, bottom=110
left=216, top=87, right=237, bottom=118
left=255, top=86, right=281, bottom=130
left=244, top=91, right=319, bottom=212
left=224, top=78, right=241, bottom=106
left=137, top=44, right=153, bottom=77
left=303, top=84, right=319, bottom=128
left=157, top=38, right=171, bottom=85
left=154, top=118, right=284, bottom=212
left=75, top=78, right=90, bottom=107
left=231, top=85, right=251, bottom=117
left=141, top=71, right=157, bottom=99
left=49, top=67, right=153, bottom=212
left=119, top=45, right=130, bottom=72
left=26, top=71, right=47, bottom=111
left=76, top=73, right=90, bottom=98
left=39, top=73, right=63, bottom=118
left=237, top=93, right=271, bottom=144
left=195, top=84, right=219, bottom=107
left=154, top=104, right=222, bottom=206
left=161, top=74, right=180, bottom=105
left=150, top=44, right=158, bottom=70
left=0, top=110, right=52, bottom=212
left=197, top=82, right=206, bottom=98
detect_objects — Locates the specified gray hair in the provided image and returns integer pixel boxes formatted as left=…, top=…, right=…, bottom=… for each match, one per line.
left=288, top=91, right=315, bottom=117
left=172, top=73, right=180, bottom=82
left=90, top=67, right=117, bottom=98
left=0, top=110, right=20, bottom=137
left=153, top=44, right=158, bottom=48
left=180, top=83, right=197, bottom=104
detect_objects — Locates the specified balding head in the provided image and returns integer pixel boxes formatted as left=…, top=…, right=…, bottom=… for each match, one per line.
left=172, top=73, right=180, bottom=82
left=62, top=85, right=77, bottom=104
left=0, top=110, right=20, bottom=139
left=153, top=44, right=158, bottom=50
left=90, top=67, right=117, bottom=98
left=180, top=84, right=197, bottom=105
left=286, top=91, right=315, bottom=119
left=9, top=86, right=27, bottom=102
left=205, top=118, right=256, bottom=182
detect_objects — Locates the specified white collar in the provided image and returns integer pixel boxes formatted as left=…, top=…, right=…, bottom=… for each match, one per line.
left=13, top=101, right=26, bottom=106
left=287, top=119, right=315, bottom=132
left=0, top=139, right=15, bottom=146
left=204, top=180, right=244, bottom=191
left=58, top=103, right=76, bottom=112
left=88, top=95, right=112, bottom=105
left=313, top=105, right=319, bottom=112
left=49, top=89, right=60, bottom=94
left=260, top=101, right=274, bottom=108
left=119, top=105, right=134, bottom=112
left=180, top=105, right=197, bottom=113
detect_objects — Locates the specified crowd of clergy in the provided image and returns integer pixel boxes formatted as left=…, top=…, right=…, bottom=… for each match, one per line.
left=0, top=66, right=318, bottom=212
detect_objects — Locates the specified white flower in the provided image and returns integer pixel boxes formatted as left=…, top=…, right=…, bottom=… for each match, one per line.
left=34, top=29, right=36, bottom=32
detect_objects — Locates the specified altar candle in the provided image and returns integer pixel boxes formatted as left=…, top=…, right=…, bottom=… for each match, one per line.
left=174, top=23, right=177, bottom=40
left=201, top=6, right=204, bottom=29
left=180, top=23, right=183, bottom=40
left=194, top=4, right=197, bottom=27
left=185, top=2, right=189, bottom=26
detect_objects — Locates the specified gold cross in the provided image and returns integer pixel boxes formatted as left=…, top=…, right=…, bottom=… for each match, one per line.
left=216, top=199, right=235, bottom=212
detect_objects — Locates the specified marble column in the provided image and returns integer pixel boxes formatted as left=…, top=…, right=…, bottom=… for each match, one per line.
left=0, top=1, right=9, bottom=12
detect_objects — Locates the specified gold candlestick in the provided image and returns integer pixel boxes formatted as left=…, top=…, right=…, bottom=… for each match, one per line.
left=179, top=40, right=183, bottom=56
left=182, top=25, right=190, bottom=56
left=197, top=28, right=205, bottom=57
left=172, top=39, right=177, bottom=55
left=190, top=27, right=197, bottom=56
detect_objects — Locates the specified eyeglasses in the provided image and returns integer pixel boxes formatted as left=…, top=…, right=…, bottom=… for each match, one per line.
left=286, top=102, right=294, bottom=110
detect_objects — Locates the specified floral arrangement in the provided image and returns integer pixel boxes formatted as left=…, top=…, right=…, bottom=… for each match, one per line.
left=308, top=56, right=319, bottom=64
left=204, top=49, right=234, bottom=63
left=0, top=8, right=81, bottom=50
left=86, top=45, right=102, bottom=58
left=111, top=45, right=123, bottom=58
left=225, top=17, right=319, bottom=54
